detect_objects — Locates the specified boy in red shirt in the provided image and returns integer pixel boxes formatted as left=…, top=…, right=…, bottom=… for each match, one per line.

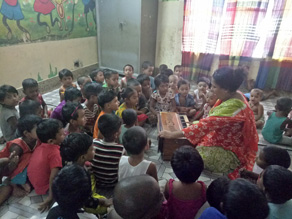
left=27, top=119, right=65, bottom=212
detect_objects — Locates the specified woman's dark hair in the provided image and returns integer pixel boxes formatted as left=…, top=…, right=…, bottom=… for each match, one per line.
left=122, top=109, right=137, bottom=126
left=127, top=79, right=141, bottom=88
left=262, top=146, right=291, bottom=168
left=123, top=64, right=134, bottom=71
left=206, top=177, right=230, bottom=213
left=137, top=74, right=150, bottom=84
left=64, top=87, right=82, bottom=102
left=263, top=165, right=292, bottom=204
left=17, top=115, right=42, bottom=137
left=52, top=164, right=91, bottom=211
left=59, top=69, right=73, bottom=80
left=171, top=146, right=204, bottom=183
left=22, top=78, right=38, bottom=90
left=276, top=97, right=292, bottom=114
left=0, top=85, right=18, bottom=102
left=154, top=74, right=169, bottom=89
left=223, top=179, right=269, bottom=219
left=98, top=114, right=122, bottom=140
left=98, top=90, right=117, bottom=109
left=60, top=133, right=93, bottom=164
left=121, top=87, right=137, bottom=99
left=19, top=100, right=41, bottom=117
left=62, top=102, right=83, bottom=123
left=36, top=119, right=63, bottom=143
left=212, top=67, right=245, bottom=92
left=177, top=79, right=189, bottom=89
left=83, top=82, right=103, bottom=100
left=123, top=126, right=147, bottom=155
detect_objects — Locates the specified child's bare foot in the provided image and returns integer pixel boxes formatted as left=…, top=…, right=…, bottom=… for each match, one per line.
left=21, top=183, right=32, bottom=193
left=12, top=185, right=28, bottom=197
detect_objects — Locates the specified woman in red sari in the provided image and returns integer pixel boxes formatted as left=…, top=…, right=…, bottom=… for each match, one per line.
left=159, top=67, right=258, bottom=179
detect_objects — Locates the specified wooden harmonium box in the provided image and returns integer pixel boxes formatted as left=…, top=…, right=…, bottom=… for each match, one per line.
left=157, top=112, right=192, bottom=161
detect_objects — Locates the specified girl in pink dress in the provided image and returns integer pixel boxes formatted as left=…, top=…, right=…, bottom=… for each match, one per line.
left=162, top=146, right=206, bottom=219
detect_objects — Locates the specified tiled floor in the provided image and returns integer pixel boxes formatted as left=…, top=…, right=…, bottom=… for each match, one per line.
left=0, top=84, right=292, bottom=218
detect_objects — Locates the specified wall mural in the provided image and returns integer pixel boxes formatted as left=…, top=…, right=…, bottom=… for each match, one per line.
left=0, top=0, right=97, bottom=46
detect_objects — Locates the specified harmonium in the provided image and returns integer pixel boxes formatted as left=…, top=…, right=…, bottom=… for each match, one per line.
left=157, top=112, right=193, bottom=161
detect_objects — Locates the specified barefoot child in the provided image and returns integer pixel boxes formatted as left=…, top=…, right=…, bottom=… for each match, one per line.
left=116, top=87, right=139, bottom=118
left=77, top=75, right=92, bottom=103
left=0, top=115, right=42, bottom=197
left=121, top=64, right=135, bottom=89
left=137, top=74, right=152, bottom=102
left=119, top=109, right=137, bottom=144
left=249, top=89, right=265, bottom=129
left=58, top=69, right=77, bottom=102
left=103, top=69, right=121, bottom=100
left=27, top=119, right=65, bottom=212
left=169, top=75, right=179, bottom=95
left=141, top=61, right=155, bottom=90
left=194, top=77, right=210, bottom=111
left=174, top=65, right=183, bottom=81
left=195, top=90, right=217, bottom=119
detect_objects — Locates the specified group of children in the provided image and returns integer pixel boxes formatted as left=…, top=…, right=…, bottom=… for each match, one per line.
left=0, top=61, right=291, bottom=218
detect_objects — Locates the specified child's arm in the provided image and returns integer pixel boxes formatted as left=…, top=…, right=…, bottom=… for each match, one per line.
left=40, top=97, right=48, bottom=118
left=193, top=110, right=204, bottom=121
left=254, top=104, right=264, bottom=121
left=0, top=151, right=19, bottom=177
left=171, top=98, right=176, bottom=112
left=163, top=180, right=169, bottom=200
left=149, top=97, right=158, bottom=115
left=267, top=110, right=275, bottom=117
left=38, top=167, right=60, bottom=212
left=7, top=116, right=18, bottom=135
left=146, top=162, right=158, bottom=182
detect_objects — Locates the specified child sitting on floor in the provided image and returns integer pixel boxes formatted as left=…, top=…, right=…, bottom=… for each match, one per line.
left=150, top=74, right=176, bottom=122
left=19, top=100, right=42, bottom=118
left=77, top=75, right=92, bottom=103
left=169, top=75, right=179, bottom=95
left=258, top=165, right=292, bottom=219
left=0, top=155, right=15, bottom=205
left=110, top=175, right=163, bottom=219
left=121, top=64, right=135, bottom=89
left=60, top=133, right=112, bottom=215
left=62, top=102, right=86, bottom=135
left=194, top=77, right=210, bottom=111
left=119, top=126, right=157, bottom=181
left=175, top=79, right=196, bottom=117
left=90, top=69, right=105, bottom=86
left=137, top=73, right=152, bottom=102
left=92, top=114, right=124, bottom=194
left=0, top=85, right=19, bottom=142
left=262, top=97, right=292, bottom=146
left=58, top=69, right=77, bottom=102
left=47, top=164, right=92, bottom=219
left=119, top=109, right=137, bottom=144
left=240, top=146, right=291, bottom=183
left=249, top=88, right=265, bottom=129
left=116, top=87, right=139, bottom=118
left=0, top=115, right=42, bottom=197
left=27, top=119, right=65, bottom=212
left=83, top=82, right=103, bottom=135
left=103, top=69, right=121, bottom=99
left=20, top=78, right=48, bottom=118
left=141, top=61, right=155, bottom=90
left=174, top=65, right=183, bottom=81
left=93, top=90, right=120, bottom=139
left=163, top=146, right=206, bottom=219
left=195, top=90, right=217, bottom=120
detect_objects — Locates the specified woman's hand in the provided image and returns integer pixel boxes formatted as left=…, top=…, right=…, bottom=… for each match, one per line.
left=159, top=130, right=184, bottom=139
left=38, top=196, right=53, bottom=213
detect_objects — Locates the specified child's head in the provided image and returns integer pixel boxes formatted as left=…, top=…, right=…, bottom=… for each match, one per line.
left=122, top=109, right=137, bottom=127
left=98, top=90, right=119, bottom=111
left=206, top=177, right=230, bottom=213
left=259, top=165, right=292, bottom=204
left=90, top=69, right=104, bottom=83
left=62, top=102, right=86, bottom=127
left=19, top=100, right=42, bottom=118
left=154, top=74, right=169, bottom=95
left=121, top=87, right=138, bottom=108
left=0, top=85, right=19, bottom=107
left=169, top=75, right=178, bottom=90
left=197, top=77, right=211, bottom=93
left=83, top=82, right=103, bottom=104
left=161, top=68, right=173, bottom=78
left=223, top=178, right=269, bottom=219
left=256, top=146, right=291, bottom=170
left=37, top=119, right=64, bottom=145
left=206, top=90, right=217, bottom=107
left=104, top=69, right=119, bottom=88
left=123, top=126, right=147, bottom=155
left=98, top=114, right=122, bottom=141
left=17, top=114, right=42, bottom=139
left=177, top=80, right=190, bottom=97
left=141, top=61, right=154, bottom=76
left=171, top=145, right=204, bottom=184
left=250, top=88, right=263, bottom=104
left=59, top=69, right=74, bottom=87
left=77, top=76, right=91, bottom=92
left=52, top=164, right=91, bottom=212
left=137, top=74, right=151, bottom=92
left=60, top=133, right=94, bottom=166
left=123, top=64, right=134, bottom=79
left=113, top=175, right=163, bottom=219
left=275, top=97, right=292, bottom=115
left=174, top=65, right=182, bottom=77
left=22, top=78, right=39, bottom=100
left=127, top=79, right=142, bottom=97
left=64, top=87, right=82, bottom=103
left=159, top=64, right=168, bottom=73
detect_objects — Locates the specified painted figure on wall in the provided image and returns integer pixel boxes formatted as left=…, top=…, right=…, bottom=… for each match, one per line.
left=55, top=0, right=67, bottom=31
left=33, top=0, right=60, bottom=33
left=0, top=0, right=30, bottom=41
left=82, top=0, right=95, bottom=31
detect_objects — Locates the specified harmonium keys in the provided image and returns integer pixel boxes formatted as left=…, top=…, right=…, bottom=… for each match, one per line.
left=157, top=112, right=193, bottom=161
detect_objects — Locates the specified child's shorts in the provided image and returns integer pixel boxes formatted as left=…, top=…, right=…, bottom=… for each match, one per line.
left=11, top=168, right=28, bottom=185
